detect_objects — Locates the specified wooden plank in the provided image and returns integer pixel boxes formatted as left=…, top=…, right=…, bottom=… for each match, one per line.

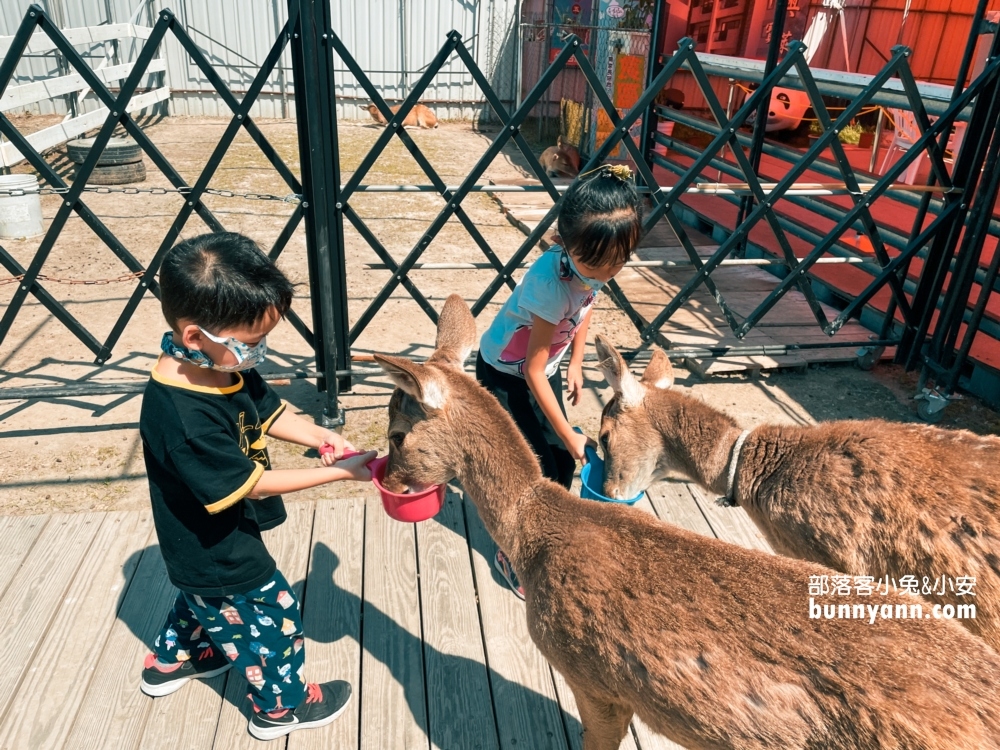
left=632, top=717, right=686, bottom=750
left=644, top=482, right=715, bottom=539
left=0, top=23, right=152, bottom=57
left=0, top=511, right=153, bottom=750
left=0, top=514, right=48, bottom=600
left=0, top=87, right=170, bottom=167
left=140, top=672, right=227, bottom=750
left=463, top=495, right=569, bottom=750
left=685, top=484, right=773, bottom=553
left=0, top=512, right=104, bottom=709
left=418, top=488, right=499, bottom=750
left=1, top=59, right=166, bottom=111
left=61, top=527, right=175, bottom=750
left=287, top=497, right=365, bottom=750
left=359, top=493, right=429, bottom=750
left=211, top=501, right=317, bottom=750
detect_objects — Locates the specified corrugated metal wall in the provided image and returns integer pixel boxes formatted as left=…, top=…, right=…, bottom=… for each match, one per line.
left=0, top=0, right=521, bottom=120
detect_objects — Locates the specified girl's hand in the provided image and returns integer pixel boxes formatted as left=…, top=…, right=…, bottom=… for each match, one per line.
left=334, top=450, right=377, bottom=481
left=566, top=362, right=584, bottom=406
left=318, top=430, right=357, bottom=466
left=563, top=428, right=596, bottom=463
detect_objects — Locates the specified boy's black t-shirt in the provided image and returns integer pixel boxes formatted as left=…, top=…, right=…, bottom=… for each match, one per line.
left=140, top=363, right=288, bottom=596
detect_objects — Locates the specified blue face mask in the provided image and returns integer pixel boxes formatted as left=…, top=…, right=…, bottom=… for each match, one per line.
left=561, top=250, right=606, bottom=293
left=161, top=328, right=268, bottom=372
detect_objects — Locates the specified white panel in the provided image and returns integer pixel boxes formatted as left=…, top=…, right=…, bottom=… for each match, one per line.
left=0, top=0, right=523, bottom=120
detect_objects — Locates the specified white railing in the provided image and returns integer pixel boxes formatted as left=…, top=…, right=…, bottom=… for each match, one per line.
left=0, top=22, right=169, bottom=168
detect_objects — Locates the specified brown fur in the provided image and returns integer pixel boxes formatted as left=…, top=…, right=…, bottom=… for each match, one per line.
left=359, top=102, right=439, bottom=129
left=373, top=297, right=1000, bottom=750
left=594, top=334, right=1000, bottom=654
left=540, top=136, right=581, bottom=178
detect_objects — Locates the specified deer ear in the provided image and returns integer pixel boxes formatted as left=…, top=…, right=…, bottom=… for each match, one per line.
left=641, top=349, right=674, bottom=389
left=374, top=354, right=448, bottom=410
left=594, top=334, right=644, bottom=407
left=430, top=294, right=477, bottom=371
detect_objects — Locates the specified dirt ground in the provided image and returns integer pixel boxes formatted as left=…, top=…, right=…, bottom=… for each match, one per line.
left=1, top=115, right=998, bottom=515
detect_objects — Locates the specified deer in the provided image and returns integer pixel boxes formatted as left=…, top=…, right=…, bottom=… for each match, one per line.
left=592, top=334, right=1000, bottom=655
left=359, top=102, right=439, bottom=129
left=373, top=294, right=1000, bottom=750
left=539, top=135, right=581, bottom=178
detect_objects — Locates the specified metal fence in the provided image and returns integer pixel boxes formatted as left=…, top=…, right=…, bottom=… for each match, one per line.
left=0, top=0, right=521, bottom=120
left=1, top=0, right=998, bottom=424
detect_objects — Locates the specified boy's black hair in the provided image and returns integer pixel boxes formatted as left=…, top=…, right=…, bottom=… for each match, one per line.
left=557, top=165, right=643, bottom=267
left=159, top=232, right=294, bottom=331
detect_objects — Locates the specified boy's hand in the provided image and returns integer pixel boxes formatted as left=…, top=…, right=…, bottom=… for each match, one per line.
left=318, top=430, right=357, bottom=466
left=334, top=450, right=377, bottom=482
left=563, top=428, right=596, bottom=463
left=566, top=362, right=584, bottom=406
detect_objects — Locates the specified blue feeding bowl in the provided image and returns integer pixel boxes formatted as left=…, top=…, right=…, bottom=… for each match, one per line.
left=579, top=444, right=645, bottom=505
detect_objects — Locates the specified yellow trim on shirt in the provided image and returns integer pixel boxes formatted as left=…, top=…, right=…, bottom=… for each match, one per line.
left=204, top=462, right=265, bottom=514
left=260, top=401, right=286, bottom=434
left=151, top=363, right=244, bottom=395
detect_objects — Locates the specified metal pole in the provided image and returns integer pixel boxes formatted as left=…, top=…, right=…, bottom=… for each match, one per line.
left=400, top=0, right=409, bottom=92
left=901, top=27, right=1000, bottom=370
left=734, top=0, right=788, bottom=258
left=639, top=0, right=667, bottom=171
left=867, top=106, right=884, bottom=173
left=515, top=15, right=524, bottom=110
left=273, top=0, right=290, bottom=118
left=883, top=0, right=991, bottom=370
left=289, top=0, right=350, bottom=425
left=104, top=0, right=120, bottom=67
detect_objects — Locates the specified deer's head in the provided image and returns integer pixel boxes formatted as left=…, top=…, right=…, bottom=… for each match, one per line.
left=373, top=294, right=479, bottom=493
left=595, top=334, right=681, bottom=500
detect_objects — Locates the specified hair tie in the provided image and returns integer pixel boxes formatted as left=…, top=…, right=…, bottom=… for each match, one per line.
left=578, top=163, right=633, bottom=182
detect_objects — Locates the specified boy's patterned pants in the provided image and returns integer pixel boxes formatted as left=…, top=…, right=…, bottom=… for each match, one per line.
left=152, top=570, right=305, bottom=712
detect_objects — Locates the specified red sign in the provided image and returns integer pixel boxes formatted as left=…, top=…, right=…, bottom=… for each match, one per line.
left=572, top=3, right=581, bottom=13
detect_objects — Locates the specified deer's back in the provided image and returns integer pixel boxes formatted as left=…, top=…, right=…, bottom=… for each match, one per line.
left=738, top=421, right=1000, bottom=646
left=519, top=489, right=1000, bottom=749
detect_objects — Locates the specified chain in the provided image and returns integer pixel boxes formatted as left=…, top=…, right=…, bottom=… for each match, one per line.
left=0, top=271, right=145, bottom=286
left=0, top=185, right=302, bottom=203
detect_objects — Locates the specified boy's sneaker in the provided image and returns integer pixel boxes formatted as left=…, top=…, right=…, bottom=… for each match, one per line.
left=140, top=650, right=232, bottom=697
left=248, top=680, right=352, bottom=741
left=494, top=549, right=525, bottom=600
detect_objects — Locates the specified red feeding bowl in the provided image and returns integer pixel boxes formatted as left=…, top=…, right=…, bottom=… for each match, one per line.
left=369, top=456, right=446, bottom=523
left=318, top=444, right=445, bottom=522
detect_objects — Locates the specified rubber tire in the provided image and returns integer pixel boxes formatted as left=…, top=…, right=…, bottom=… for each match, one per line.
left=916, top=398, right=945, bottom=424
left=856, top=346, right=884, bottom=371
left=67, top=137, right=142, bottom=166
left=74, top=160, right=146, bottom=185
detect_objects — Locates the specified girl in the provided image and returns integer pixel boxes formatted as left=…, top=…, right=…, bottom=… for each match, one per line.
left=477, top=163, right=643, bottom=598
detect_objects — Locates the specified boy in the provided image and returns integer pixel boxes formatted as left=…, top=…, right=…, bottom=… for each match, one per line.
left=139, top=232, right=374, bottom=741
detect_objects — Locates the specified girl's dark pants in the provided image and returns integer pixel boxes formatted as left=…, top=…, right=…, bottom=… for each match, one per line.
left=476, top=352, right=576, bottom=489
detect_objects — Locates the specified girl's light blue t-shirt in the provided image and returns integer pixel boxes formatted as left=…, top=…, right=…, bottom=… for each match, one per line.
left=479, top=248, right=597, bottom=378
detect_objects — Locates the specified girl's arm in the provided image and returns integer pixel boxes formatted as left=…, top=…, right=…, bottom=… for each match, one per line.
left=247, top=451, right=376, bottom=498
left=566, top=308, right=592, bottom=407
left=266, top=409, right=357, bottom=465
left=523, top=315, right=592, bottom=462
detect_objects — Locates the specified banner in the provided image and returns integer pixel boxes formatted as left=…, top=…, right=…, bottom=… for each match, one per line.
left=549, top=0, right=593, bottom=65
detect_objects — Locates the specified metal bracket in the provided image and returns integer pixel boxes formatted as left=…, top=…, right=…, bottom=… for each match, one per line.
left=321, top=407, right=346, bottom=428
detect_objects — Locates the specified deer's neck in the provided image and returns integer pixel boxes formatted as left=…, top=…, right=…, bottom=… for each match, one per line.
left=451, top=391, right=545, bottom=563
left=652, top=392, right=744, bottom=497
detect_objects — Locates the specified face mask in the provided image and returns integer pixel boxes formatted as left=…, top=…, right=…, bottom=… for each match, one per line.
left=160, top=328, right=268, bottom=372
left=561, top=250, right=606, bottom=293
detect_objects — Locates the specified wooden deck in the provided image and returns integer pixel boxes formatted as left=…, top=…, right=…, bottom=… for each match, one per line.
left=0, top=482, right=772, bottom=750
left=490, top=177, right=885, bottom=376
